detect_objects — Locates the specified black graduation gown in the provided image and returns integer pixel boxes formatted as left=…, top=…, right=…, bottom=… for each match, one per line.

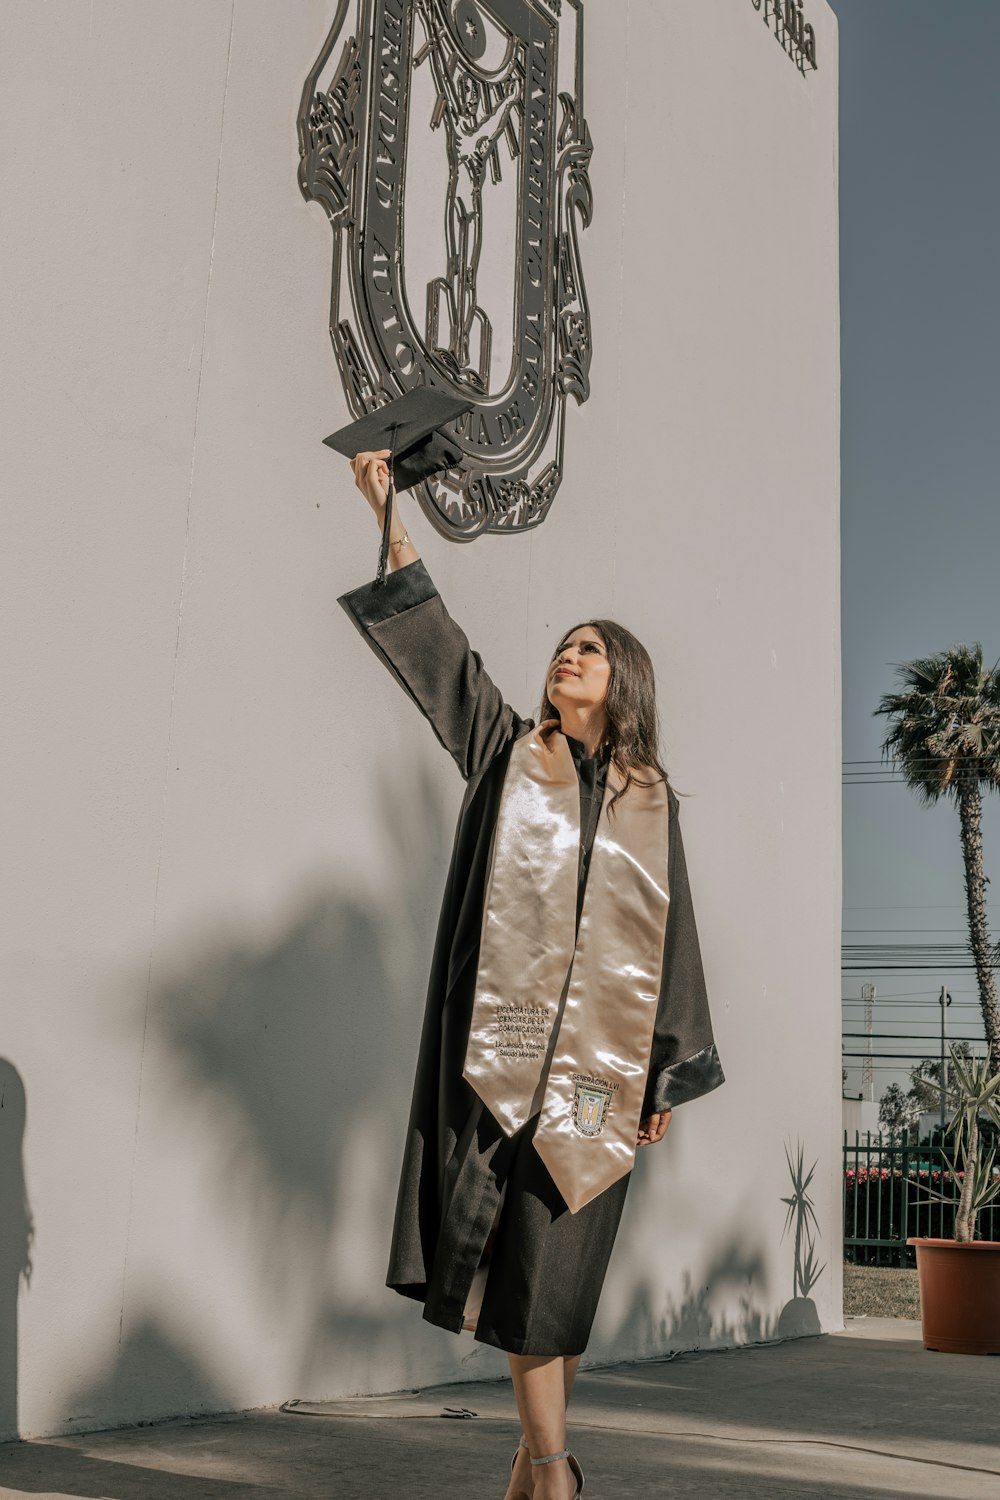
left=339, top=559, right=725, bottom=1356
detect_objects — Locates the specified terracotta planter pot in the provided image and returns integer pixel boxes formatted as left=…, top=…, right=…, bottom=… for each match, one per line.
left=907, top=1237, right=1000, bottom=1354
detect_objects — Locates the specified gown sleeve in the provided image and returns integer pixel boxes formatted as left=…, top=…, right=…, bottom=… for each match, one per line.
left=642, top=793, right=726, bottom=1116
left=338, top=559, right=523, bottom=781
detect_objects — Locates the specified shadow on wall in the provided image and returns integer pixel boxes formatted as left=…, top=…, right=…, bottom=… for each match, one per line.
left=63, top=759, right=493, bottom=1430
left=61, top=1317, right=231, bottom=1443
left=0, top=1058, right=33, bottom=1442
left=609, top=1229, right=775, bottom=1356
left=776, top=1138, right=825, bottom=1339
left=605, top=1137, right=828, bottom=1356
left=56, top=751, right=823, bottom=1428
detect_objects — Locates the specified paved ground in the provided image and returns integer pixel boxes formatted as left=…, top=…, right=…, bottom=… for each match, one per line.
left=1, top=1319, right=998, bottom=1499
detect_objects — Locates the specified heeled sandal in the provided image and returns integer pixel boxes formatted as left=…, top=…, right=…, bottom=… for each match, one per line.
left=508, top=1437, right=532, bottom=1499
left=530, top=1447, right=585, bottom=1497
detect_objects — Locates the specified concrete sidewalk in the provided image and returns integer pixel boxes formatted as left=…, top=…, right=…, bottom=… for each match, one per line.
left=1, top=1319, right=997, bottom=1499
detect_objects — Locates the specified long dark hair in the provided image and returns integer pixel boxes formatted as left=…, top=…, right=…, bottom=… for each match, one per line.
left=538, top=619, right=672, bottom=815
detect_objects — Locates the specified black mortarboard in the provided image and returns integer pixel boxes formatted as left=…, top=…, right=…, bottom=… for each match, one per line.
left=325, top=387, right=473, bottom=584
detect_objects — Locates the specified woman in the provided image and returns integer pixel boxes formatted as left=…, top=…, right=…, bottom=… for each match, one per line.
left=340, top=449, right=725, bottom=1500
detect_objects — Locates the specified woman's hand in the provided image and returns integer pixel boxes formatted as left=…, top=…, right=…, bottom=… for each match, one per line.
left=637, top=1110, right=672, bottom=1146
left=351, top=448, right=392, bottom=517
left=349, top=446, right=421, bottom=572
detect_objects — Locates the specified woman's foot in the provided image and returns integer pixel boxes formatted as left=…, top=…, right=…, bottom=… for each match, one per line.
left=530, top=1455, right=580, bottom=1500
left=502, top=1437, right=533, bottom=1499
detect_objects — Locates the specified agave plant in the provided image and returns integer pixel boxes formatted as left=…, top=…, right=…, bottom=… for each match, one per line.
left=913, top=1045, right=1000, bottom=1242
left=874, top=643, right=1000, bottom=1075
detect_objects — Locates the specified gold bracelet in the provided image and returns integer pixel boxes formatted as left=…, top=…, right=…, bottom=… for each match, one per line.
left=390, top=533, right=411, bottom=549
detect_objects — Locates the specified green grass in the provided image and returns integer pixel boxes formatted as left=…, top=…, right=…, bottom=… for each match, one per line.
left=843, top=1262, right=921, bottom=1320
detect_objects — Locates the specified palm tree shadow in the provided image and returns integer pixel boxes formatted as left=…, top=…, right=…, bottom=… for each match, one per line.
left=0, top=1058, right=32, bottom=1441
left=60, top=757, right=468, bottom=1432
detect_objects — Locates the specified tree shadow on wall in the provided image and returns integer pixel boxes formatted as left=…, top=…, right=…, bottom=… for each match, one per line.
left=61, top=759, right=475, bottom=1435
left=60, top=1316, right=231, bottom=1440
left=0, top=1058, right=33, bottom=1443
left=605, top=1135, right=829, bottom=1358
left=3, top=1317, right=265, bottom=1496
left=608, top=1228, right=775, bottom=1358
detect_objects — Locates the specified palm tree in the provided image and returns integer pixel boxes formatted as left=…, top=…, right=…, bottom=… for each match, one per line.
left=874, top=644, right=1000, bottom=1076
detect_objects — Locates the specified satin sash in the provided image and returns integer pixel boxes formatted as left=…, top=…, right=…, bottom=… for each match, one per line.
left=462, top=722, right=671, bottom=1213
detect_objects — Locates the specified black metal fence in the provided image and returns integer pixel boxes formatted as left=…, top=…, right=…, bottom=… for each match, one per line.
left=843, top=1132, right=1000, bottom=1266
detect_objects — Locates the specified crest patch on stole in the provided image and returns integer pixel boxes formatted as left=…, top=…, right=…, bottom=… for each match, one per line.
left=571, top=1073, right=617, bottom=1137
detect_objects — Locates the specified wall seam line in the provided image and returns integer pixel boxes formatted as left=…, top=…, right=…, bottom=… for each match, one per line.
left=116, top=0, right=237, bottom=1348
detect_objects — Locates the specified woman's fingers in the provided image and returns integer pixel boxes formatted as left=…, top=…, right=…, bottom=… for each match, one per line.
left=636, top=1110, right=673, bottom=1146
left=350, top=449, right=392, bottom=509
left=351, top=448, right=391, bottom=472
left=350, top=448, right=391, bottom=481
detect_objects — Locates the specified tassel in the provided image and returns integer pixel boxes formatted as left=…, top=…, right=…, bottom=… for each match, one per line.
left=374, top=420, right=399, bottom=589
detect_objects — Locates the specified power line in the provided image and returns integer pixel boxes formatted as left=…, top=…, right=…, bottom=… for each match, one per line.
left=842, top=1032, right=984, bottom=1041
left=842, top=998, right=983, bottom=1005
left=843, top=1064, right=954, bottom=1071
left=843, top=907, right=998, bottom=913
left=841, top=985, right=982, bottom=993
left=844, top=776, right=1000, bottom=786
left=844, top=949, right=1000, bottom=955
left=843, top=757, right=999, bottom=767
left=842, top=1051, right=983, bottom=1060
left=843, top=967, right=983, bottom=972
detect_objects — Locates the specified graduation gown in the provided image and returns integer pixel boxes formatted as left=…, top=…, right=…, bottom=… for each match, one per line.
left=339, top=560, right=725, bottom=1356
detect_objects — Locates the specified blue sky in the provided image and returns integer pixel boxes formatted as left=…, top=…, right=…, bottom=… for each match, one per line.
left=830, top=0, right=1000, bottom=1105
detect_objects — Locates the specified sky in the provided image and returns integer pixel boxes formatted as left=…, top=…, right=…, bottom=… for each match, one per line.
left=829, top=0, right=1000, bottom=1108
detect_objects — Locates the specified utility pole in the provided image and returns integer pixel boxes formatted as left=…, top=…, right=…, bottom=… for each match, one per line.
left=861, top=983, right=876, bottom=1102
left=939, top=985, right=952, bottom=1135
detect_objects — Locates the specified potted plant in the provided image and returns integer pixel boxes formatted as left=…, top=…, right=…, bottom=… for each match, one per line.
left=906, top=1044, right=1000, bottom=1354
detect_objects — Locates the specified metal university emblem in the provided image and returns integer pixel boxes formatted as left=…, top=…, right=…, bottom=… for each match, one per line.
left=297, top=0, right=594, bottom=539
left=571, top=1074, right=615, bottom=1138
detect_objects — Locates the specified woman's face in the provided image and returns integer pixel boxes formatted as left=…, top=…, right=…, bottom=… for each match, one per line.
left=547, top=626, right=611, bottom=716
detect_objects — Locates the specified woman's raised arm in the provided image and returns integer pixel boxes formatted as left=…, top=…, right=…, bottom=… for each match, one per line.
left=337, top=449, right=523, bottom=781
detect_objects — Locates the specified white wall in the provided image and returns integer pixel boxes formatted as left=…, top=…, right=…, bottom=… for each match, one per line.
left=0, top=0, right=840, bottom=1438
left=843, top=1099, right=881, bottom=1137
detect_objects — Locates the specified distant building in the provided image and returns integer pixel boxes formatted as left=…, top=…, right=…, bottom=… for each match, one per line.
left=842, top=1096, right=881, bottom=1138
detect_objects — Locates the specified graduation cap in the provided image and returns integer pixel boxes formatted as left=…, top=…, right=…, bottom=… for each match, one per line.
left=325, top=387, right=473, bottom=584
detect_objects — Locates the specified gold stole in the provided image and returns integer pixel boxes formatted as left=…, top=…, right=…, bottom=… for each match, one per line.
left=462, top=722, right=671, bottom=1213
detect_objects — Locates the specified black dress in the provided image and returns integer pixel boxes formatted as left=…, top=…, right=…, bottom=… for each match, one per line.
left=338, top=560, right=726, bottom=1358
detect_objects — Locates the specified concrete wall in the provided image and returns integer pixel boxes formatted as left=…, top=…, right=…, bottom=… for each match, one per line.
left=0, top=0, right=840, bottom=1438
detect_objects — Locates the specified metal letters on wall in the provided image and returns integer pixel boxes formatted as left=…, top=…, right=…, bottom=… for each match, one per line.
left=750, top=0, right=818, bottom=73
left=297, top=0, right=593, bottom=539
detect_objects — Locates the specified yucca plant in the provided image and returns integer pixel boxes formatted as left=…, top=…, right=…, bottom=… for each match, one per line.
left=912, top=1044, right=1000, bottom=1242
